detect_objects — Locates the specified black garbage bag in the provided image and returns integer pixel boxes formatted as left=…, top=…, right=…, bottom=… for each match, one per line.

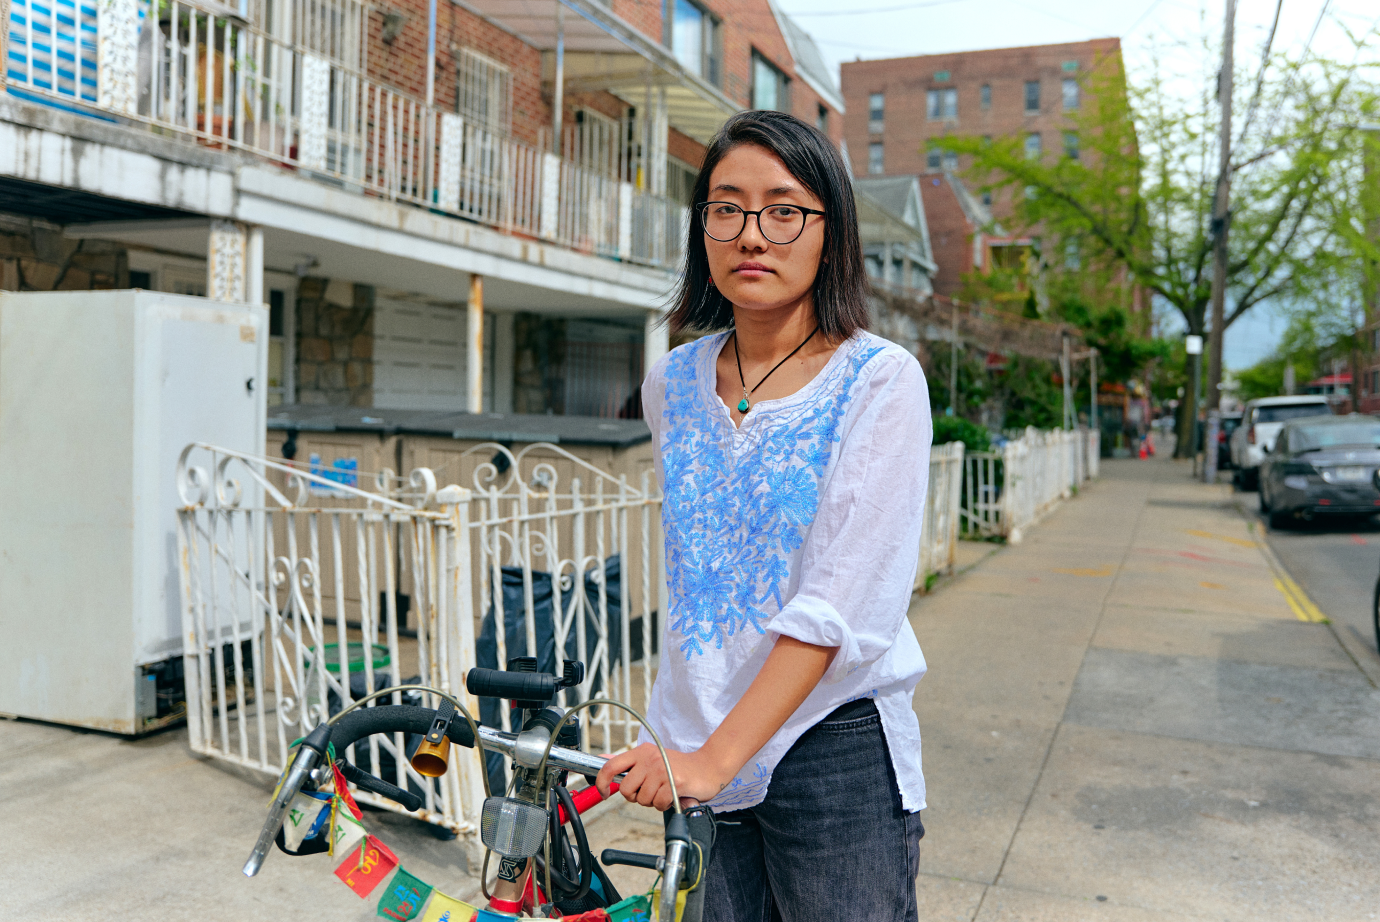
left=475, top=555, right=623, bottom=790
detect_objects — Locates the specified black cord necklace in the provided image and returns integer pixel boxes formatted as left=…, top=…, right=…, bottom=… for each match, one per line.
left=732, top=325, right=820, bottom=413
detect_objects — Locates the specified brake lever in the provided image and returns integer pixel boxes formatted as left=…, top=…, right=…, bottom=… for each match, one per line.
left=337, top=759, right=424, bottom=812
left=660, top=811, right=692, bottom=921
left=243, top=722, right=332, bottom=877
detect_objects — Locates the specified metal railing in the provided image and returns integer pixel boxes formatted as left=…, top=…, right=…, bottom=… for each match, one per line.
left=961, top=427, right=1101, bottom=543
left=2, top=0, right=686, bottom=269
left=175, top=440, right=665, bottom=851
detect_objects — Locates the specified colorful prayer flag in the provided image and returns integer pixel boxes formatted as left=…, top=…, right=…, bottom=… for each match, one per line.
left=377, top=867, right=434, bottom=921
left=606, top=893, right=652, bottom=921
left=416, top=889, right=479, bottom=922
left=281, top=790, right=332, bottom=851
left=335, top=836, right=399, bottom=898
left=330, top=760, right=364, bottom=820
left=646, top=890, right=682, bottom=922
left=330, top=808, right=367, bottom=860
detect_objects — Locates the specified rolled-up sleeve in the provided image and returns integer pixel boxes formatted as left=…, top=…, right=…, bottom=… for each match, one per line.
left=763, top=352, right=932, bottom=682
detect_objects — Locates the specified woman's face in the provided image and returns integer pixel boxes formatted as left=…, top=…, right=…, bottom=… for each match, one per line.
left=702, top=143, right=826, bottom=317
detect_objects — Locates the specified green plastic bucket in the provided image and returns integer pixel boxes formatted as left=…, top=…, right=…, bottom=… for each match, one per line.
left=308, top=642, right=390, bottom=675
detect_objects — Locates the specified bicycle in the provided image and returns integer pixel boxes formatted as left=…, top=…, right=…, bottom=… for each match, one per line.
left=242, top=657, right=715, bottom=921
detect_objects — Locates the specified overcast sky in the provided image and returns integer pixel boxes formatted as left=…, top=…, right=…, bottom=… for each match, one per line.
left=775, top=0, right=1380, bottom=368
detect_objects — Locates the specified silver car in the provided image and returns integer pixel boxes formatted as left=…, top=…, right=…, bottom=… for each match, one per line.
left=1230, top=396, right=1333, bottom=489
left=1259, top=414, right=1380, bottom=528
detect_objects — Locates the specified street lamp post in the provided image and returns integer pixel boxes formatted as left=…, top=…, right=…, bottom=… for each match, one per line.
left=1186, top=333, right=1204, bottom=468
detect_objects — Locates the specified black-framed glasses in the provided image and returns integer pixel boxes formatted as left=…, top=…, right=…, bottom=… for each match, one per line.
left=697, top=202, right=827, bottom=245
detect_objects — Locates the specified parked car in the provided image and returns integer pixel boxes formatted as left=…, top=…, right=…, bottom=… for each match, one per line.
left=1230, top=396, right=1333, bottom=489
left=1217, top=411, right=1243, bottom=470
left=1259, top=414, right=1380, bottom=528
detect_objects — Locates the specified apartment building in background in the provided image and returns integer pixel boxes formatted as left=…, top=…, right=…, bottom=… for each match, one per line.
left=840, top=39, right=1126, bottom=301
left=1, top=0, right=849, bottom=421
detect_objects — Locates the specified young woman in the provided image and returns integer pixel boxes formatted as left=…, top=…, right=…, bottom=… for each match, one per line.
left=595, top=110, right=930, bottom=921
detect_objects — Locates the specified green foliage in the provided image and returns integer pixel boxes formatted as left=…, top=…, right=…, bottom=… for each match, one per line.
left=996, top=355, right=1064, bottom=430
left=1055, top=296, right=1170, bottom=383
left=933, top=416, right=991, bottom=452
left=937, top=36, right=1380, bottom=448
left=926, top=346, right=991, bottom=419
left=1232, top=304, right=1363, bottom=403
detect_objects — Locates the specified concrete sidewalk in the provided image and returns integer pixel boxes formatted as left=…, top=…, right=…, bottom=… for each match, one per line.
left=910, top=455, right=1380, bottom=922
left=3, top=455, right=1378, bottom=921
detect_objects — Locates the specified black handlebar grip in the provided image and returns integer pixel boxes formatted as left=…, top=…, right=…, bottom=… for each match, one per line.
left=466, top=667, right=558, bottom=702
left=327, top=705, right=476, bottom=753
left=600, top=849, right=662, bottom=871
left=337, top=759, right=424, bottom=812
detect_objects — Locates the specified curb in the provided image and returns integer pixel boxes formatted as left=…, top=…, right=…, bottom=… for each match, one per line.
left=1238, top=508, right=1380, bottom=690
left=1239, top=517, right=1328, bottom=624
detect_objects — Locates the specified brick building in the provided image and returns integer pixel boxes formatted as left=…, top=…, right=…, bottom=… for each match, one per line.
left=1, top=0, right=846, bottom=417
left=840, top=39, right=1126, bottom=304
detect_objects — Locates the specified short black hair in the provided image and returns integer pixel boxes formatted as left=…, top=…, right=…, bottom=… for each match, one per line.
left=666, top=110, right=869, bottom=340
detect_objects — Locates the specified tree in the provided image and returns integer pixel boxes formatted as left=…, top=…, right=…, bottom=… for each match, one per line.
left=939, top=33, right=1380, bottom=456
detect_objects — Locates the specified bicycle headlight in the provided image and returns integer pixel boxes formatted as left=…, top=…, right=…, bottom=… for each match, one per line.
left=480, top=796, right=549, bottom=858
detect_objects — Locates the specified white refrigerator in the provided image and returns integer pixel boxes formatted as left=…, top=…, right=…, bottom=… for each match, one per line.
left=0, top=290, right=266, bottom=734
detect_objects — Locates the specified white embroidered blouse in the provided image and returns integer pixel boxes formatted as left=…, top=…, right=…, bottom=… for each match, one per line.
left=638, top=329, right=931, bottom=812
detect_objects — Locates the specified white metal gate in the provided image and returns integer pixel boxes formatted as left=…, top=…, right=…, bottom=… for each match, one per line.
left=175, top=440, right=664, bottom=847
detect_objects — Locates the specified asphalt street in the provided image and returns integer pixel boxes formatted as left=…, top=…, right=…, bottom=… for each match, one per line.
left=1237, top=489, right=1380, bottom=656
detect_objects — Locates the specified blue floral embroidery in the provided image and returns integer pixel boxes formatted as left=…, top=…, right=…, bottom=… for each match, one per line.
left=711, top=761, right=773, bottom=810
left=659, top=334, right=885, bottom=659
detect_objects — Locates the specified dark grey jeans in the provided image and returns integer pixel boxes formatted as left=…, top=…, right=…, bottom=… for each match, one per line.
left=702, top=698, right=924, bottom=922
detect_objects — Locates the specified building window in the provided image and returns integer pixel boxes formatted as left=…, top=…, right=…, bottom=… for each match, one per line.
left=752, top=51, right=791, bottom=112
left=1372, top=328, right=1379, bottom=351
left=455, top=47, right=512, bottom=134
left=924, top=143, right=957, bottom=172
left=1025, top=133, right=1042, bottom=159
left=927, top=87, right=957, bottom=120
left=1373, top=368, right=1379, bottom=395
left=1024, top=80, right=1040, bottom=114
left=1063, top=131, right=1079, bottom=160
left=980, top=83, right=991, bottom=109
left=671, top=0, right=721, bottom=85
left=1063, top=77, right=1079, bottom=110
left=868, top=92, right=884, bottom=133
left=817, top=103, right=829, bottom=132
left=868, top=142, right=884, bottom=174
left=1064, top=238, right=1081, bottom=270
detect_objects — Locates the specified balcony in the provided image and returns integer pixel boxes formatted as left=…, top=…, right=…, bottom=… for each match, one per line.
left=1, top=0, right=688, bottom=269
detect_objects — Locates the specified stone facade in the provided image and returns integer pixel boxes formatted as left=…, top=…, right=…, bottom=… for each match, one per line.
left=295, top=277, right=375, bottom=407
left=0, top=216, right=129, bottom=292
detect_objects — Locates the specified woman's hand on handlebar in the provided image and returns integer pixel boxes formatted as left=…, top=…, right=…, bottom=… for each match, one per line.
left=595, top=744, right=727, bottom=812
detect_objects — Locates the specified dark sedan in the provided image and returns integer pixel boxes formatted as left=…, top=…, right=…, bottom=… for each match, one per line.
left=1259, top=414, right=1380, bottom=528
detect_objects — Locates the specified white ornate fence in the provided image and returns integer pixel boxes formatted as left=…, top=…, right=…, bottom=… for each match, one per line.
left=916, top=440, right=965, bottom=588
left=176, top=435, right=971, bottom=849
left=961, top=427, right=1101, bottom=543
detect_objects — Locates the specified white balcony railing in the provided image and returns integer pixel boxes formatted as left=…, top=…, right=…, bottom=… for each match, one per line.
left=1, top=0, right=686, bottom=270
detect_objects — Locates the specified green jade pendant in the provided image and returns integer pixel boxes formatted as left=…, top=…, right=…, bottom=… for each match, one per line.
left=738, top=397, right=750, bottom=413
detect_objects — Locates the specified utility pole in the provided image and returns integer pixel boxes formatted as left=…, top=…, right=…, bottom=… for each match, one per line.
left=1061, top=332, right=1073, bottom=430
left=1207, top=0, right=1236, bottom=414
left=948, top=303, right=958, bottom=417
